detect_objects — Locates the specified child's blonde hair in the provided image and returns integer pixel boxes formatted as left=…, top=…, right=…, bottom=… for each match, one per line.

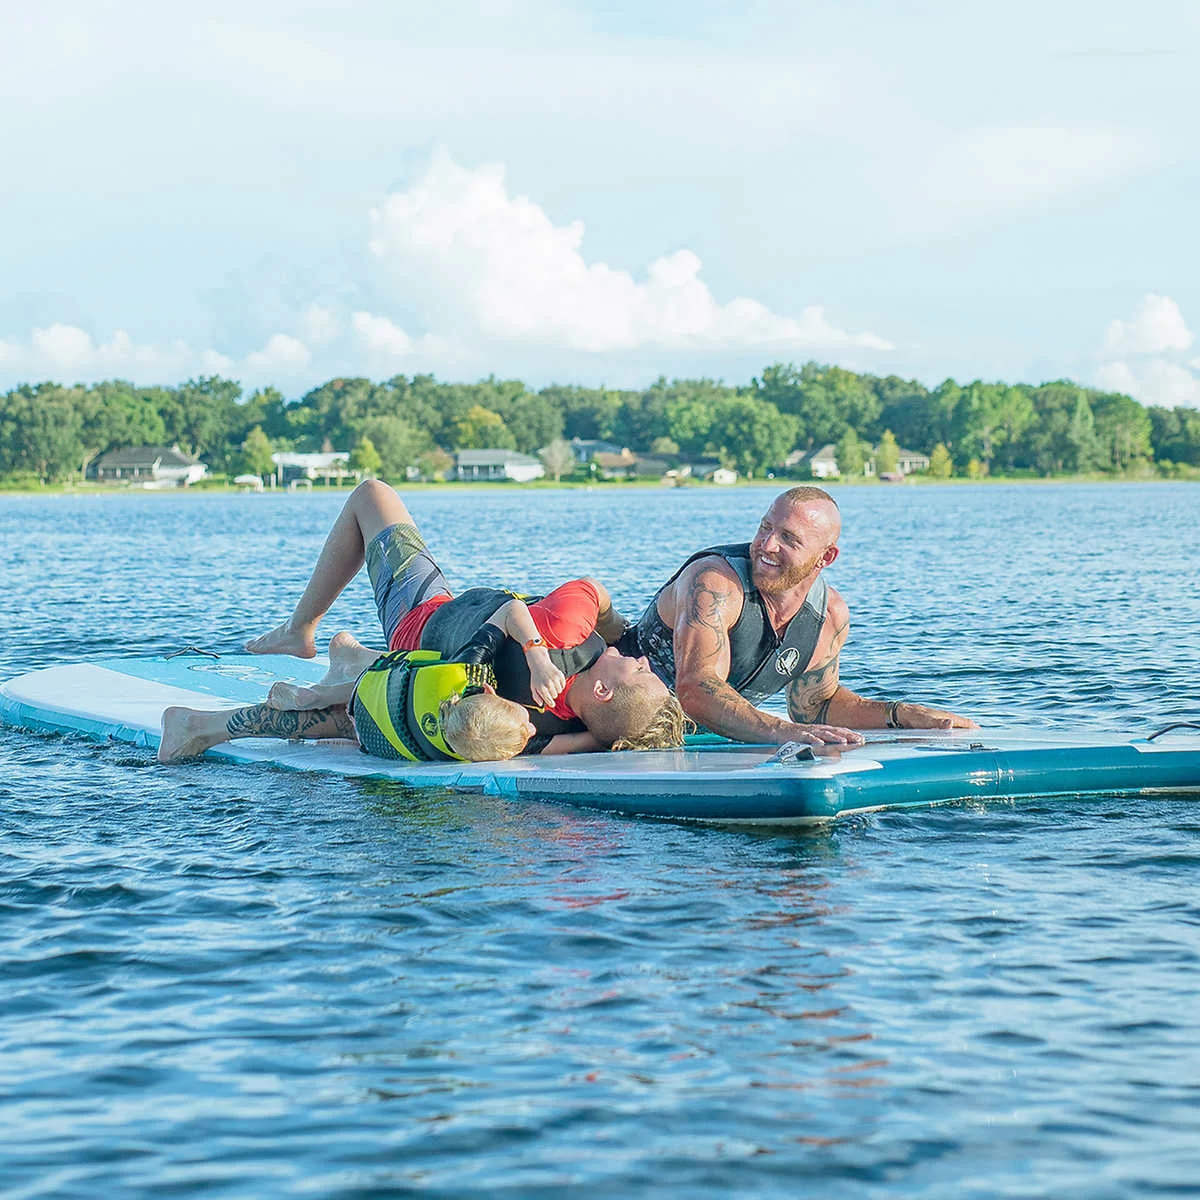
left=584, top=678, right=692, bottom=751
left=441, top=692, right=531, bottom=761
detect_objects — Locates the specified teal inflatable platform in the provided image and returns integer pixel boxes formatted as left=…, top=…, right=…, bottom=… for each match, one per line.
left=2, top=655, right=1198, bottom=824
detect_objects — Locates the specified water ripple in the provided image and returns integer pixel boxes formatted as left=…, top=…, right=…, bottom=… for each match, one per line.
left=3, top=485, right=1200, bottom=1194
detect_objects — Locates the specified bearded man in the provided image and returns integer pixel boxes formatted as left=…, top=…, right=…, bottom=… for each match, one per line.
left=616, top=486, right=977, bottom=746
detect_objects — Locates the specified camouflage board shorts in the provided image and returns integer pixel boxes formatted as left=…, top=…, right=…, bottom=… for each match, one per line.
left=364, top=522, right=452, bottom=646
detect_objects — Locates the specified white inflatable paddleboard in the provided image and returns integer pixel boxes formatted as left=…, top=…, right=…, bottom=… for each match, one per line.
left=2, top=654, right=1199, bottom=824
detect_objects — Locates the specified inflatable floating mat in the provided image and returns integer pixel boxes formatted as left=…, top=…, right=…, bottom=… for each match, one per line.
left=2, top=654, right=1199, bottom=824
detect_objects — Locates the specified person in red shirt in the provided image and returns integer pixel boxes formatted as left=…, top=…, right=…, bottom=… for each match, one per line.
left=245, top=480, right=686, bottom=753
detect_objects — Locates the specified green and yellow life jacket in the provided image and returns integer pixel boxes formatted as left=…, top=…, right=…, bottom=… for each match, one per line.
left=350, top=650, right=497, bottom=762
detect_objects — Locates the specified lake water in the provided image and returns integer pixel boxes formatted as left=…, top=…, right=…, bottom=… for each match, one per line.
left=2, top=482, right=1200, bottom=1197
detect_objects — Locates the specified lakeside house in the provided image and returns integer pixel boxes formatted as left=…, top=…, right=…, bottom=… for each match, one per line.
left=896, top=447, right=931, bottom=474
left=271, top=451, right=353, bottom=487
left=592, top=451, right=679, bottom=480
left=569, top=437, right=624, bottom=463
left=454, top=449, right=545, bottom=483
left=786, top=442, right=930, bottom=479
left=94, top=445, right=208, bottom=487
left=786, top=444, right=863, bottom=479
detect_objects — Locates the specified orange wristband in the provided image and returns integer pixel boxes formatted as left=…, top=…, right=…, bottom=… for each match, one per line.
left=523, top=635, right=547, bottom=652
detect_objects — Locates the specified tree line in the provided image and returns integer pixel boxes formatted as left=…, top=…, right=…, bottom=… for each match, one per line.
left=2, top=363, right=1199, bottom=485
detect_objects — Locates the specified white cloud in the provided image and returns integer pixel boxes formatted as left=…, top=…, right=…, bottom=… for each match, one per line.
left=1096, top=295, right=1200, bottom=408
left=1104, top=294, right=1193, bottom=356
left=365, top=147, right=891, bottom=355
left=913, top=124, right=1156, bottom=234
left=1096, top=358, right=1200, bottom=409
left=245, top=333, right=311, bottom=372
left=351, top=311, right=414, bottom=357
left=350, top=312, right=450, bottom=366
left=2, top=148, right=893, bottom=388
left=301, top=304, right=340, bottom=347
left=2, top=324, right=235, bottom=379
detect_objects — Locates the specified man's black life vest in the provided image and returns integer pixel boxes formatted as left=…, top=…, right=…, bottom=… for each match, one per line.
left=617, top=543, right=828, bottom=705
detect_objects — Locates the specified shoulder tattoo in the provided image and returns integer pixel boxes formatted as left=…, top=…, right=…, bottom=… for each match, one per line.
left=683, top=576, right=731, bottom=656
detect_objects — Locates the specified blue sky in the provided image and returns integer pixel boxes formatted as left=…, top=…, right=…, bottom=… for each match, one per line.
left=2, top=0, right=1198, bottom=407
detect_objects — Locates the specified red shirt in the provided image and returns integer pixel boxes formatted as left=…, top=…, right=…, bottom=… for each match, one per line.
left=392, top=579, right=601, bottom=719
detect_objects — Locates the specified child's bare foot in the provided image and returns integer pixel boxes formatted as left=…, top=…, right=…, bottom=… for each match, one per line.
left=321, top=631, right=376, bottom=685
left=158, top=707, right=223, bottom=763
left=266, top=681, right=327, bottom=710
left=244, top=621, right=317, bottom=658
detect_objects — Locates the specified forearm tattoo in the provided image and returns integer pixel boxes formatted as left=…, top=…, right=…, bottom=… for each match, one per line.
left=786, top=656, right=841, bottom=723
left=226, top=703, right=353, bottom=742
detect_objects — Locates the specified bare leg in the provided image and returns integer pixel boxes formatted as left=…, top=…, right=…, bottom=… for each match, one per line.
left=245, top=480, right=418, bottom=657
left=266, top=633, right=380, bottom=710
left=158, top=702, right=354, bottom=763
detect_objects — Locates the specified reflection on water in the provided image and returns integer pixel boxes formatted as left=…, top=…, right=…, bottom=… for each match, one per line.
left=1, top=484, right=1200, bottom=1194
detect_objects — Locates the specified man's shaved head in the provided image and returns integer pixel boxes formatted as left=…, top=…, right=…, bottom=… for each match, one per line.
left=750, top=488, right=842, bottom=594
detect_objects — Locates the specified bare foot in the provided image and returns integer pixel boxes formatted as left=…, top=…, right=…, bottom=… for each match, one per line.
left=244, top=621, right=317, bottom=659
left=266, top=681, right=329, bottom=711
left=158, top=706, right=224, bottom=763
left=321, top=631, right=377, bottom=686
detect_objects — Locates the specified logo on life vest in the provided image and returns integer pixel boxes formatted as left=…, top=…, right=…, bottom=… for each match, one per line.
left=775, top=646, right=801, bottom=675
left=420, top=712, right=440, bottom=738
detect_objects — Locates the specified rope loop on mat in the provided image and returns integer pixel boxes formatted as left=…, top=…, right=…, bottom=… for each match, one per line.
left=164, top=646, right=221, bottom=660
left=1146, top=721, right=1200, bottom=741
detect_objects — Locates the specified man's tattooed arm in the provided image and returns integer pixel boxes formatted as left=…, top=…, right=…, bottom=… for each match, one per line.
left=785, top=655, right=843, bottom=724
left=786, top=614, right=851, bottom=724
left=226, top=703, right=354, bottom=742
left=682, top=575, right=731, bottom=663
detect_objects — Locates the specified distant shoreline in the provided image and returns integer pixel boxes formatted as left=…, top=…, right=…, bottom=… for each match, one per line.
left=2, top=472, right=1196, bottom=498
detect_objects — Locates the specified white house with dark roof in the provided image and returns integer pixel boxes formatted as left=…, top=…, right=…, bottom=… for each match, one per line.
left=895, top=447, right=931, bottom=474
left=271, top=451, right=352, bottom=485
left=454, top=449, right=545, bottom=483
left=94, top=445, right=207, bottom=486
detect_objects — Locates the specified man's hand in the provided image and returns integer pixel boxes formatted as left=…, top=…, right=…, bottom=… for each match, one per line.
left=892, top=702, right=979, bottom=731
left=778, top=722, right=864, bottom=746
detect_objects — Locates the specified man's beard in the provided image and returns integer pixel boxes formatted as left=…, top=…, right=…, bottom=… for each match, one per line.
left=751, top=550, right=824, bottom=595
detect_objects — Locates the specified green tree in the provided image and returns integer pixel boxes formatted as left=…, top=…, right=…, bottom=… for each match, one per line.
left=665, top=394, right=716, bottom=456
left=875, top=429, right=900, bottom=475
left=163, top=376, right=243, bottom=463
left=1065, top=393, right=1102, bottom=473
left=502, top=390, right=564, bottom=454
left=355, top=415, right=424, bottom=480
left=542, top=385, right=626, bottom=442
left=0, top=384, right=86, bottom=482
left=240, top=426, right=275, bottom=477
left=417, top=447, right=454, bottom=482
left=349, top=435, right=382, bottom=478
left=78, top=381, right=167, bottom=476
left=875, top=375, right=937, bottom=451
left=1149, top=405, right=1200, bottom=466
left=453, top=404, right=515, bottom=450
left=712, top=396, right=796, bottom=478
left=928, top=443, right=954, bottom=478
left=836, top=427, right=866, bottom=476
left=1091, top=392, right=1152, bottom=470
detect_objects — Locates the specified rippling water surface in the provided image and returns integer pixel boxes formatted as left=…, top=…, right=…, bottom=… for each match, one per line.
left=2, top=482, right=1200, bottom=1197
